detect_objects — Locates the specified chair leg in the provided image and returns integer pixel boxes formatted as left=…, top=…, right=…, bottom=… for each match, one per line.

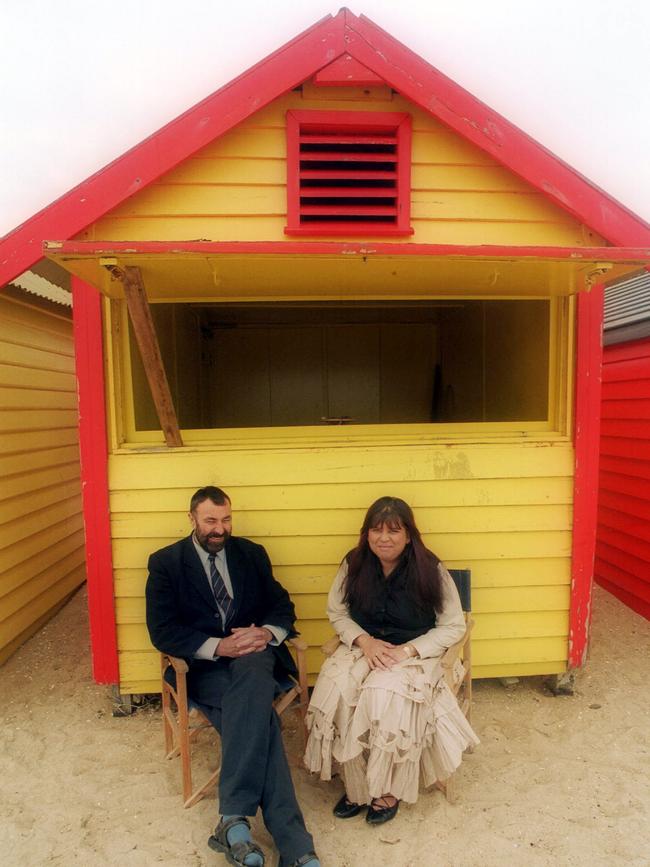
left=444, top=774, right=458, bottom=804
left=164, top=704, right=182, bottom=759
left=181, top=710, right=222, bottom=807
left=163, top=651, right=311, bottom=808
left=162, top=691, right=174, bottom=756
left=184, top=763, right=222, bottom=808
left=436, top=774, right=458, bottom=804
left=294, top=646, right=310, bottom=749
left=464, top=642, right=473, bottom=725
left=161, top=659, right=174, bottom=756
left=175, top=674, right=193, bottom=804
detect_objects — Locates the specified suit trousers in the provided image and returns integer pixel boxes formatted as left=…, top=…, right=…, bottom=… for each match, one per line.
left=187, top=648, right=314, bottom=864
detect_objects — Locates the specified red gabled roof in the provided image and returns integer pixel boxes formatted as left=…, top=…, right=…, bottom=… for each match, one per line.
left=2, top=8, right=649, bottom=288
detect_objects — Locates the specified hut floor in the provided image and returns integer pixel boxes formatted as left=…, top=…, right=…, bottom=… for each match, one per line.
left=1, top=583, right=649, bottom=867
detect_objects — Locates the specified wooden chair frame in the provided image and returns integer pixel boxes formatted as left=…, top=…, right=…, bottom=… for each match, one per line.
left=161, top=637, right=309, bottom=808
left=432, top=568, right=475, bottom=802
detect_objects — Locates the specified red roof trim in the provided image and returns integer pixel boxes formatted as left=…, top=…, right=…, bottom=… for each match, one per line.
left=0, top=11, right=345, bottom=286
left=2, top=8, right=650, bottom=288
left=45, top=239, right=650, bottom=261
left=313, top=54, right=384, bottom=86
left=345, top=13, right=650, bottom=248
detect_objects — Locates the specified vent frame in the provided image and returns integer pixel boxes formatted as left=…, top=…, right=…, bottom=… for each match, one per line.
left=285, top=110, right=412, bottom=237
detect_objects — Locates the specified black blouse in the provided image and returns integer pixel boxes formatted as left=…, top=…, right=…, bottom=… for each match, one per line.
left=347, top=551, right=437, bottom=645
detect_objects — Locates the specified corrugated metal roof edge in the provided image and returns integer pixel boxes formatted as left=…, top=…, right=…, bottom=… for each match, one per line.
left=604, top=271, right=650, bottom=330
left=8, top=271, right=72, bottom=307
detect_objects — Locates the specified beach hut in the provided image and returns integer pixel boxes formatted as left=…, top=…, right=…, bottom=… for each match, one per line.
left=1, top=9, right=649, bottom=696
left=595, top=273, right=650, bottom=620
left=0, top=267, right=85, bottom=664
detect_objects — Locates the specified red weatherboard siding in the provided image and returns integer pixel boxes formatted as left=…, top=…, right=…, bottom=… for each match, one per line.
left=595, top=336, right=650, bottom=620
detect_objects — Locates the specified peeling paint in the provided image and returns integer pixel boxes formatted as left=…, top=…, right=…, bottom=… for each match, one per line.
left=429, top=451, right=474, bottom=480
left=481, top=120, right=505, bottom=147
left=541, top=181, right=570, bottom=208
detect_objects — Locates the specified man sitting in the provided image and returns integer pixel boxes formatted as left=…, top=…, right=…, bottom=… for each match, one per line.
left=146, top=485, right=319, bottom=867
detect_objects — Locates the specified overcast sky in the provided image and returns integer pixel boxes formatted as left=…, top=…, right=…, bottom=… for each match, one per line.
left=1, top=0, right=649, bottom=238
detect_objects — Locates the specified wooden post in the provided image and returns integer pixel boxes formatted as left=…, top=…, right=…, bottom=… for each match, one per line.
left=71, top=276, right=119, bottom=684
left=568, top=285, right=604, bottom=669
left=119, top=266, right=183, bottom=448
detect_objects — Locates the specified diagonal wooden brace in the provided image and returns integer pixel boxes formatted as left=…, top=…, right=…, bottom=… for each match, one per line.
left=119, top=266, right=183, bottom=448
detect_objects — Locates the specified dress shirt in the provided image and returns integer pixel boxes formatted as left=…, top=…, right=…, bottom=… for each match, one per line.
left=192, top=536, right=287, bottom=660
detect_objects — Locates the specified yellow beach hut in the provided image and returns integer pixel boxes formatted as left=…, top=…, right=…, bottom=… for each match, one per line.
left=1, top=10, right=649, bottom=695
left=0, top=268, right=85, bottom=664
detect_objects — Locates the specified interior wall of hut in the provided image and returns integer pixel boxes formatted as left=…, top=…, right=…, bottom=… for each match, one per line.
left=127, top=299, right=550, bottom=431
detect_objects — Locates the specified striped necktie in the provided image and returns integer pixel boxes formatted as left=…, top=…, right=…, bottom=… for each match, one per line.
left=208, top=554, right=233, bottom=629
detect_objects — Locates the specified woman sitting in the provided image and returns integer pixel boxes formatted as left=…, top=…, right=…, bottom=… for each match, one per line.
left=304, top=496, right=479, bottom=825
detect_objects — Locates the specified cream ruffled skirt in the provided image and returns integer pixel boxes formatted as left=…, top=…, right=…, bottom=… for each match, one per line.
left=303, top=643, right=479, bottom=804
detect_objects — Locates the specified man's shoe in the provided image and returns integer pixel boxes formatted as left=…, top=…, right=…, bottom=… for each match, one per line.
left=279, top=853, right=319, bottom=867
left=365, top=796, right=399, bottom=825
left=332, top=793, right=364, bottom=818
left=208, top=816, right=265, bottom=866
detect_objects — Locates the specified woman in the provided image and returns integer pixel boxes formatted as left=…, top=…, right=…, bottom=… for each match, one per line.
left=304, top=496, right=479, bottom=825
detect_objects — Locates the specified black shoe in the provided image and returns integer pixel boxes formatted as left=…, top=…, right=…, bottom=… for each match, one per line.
left=366, top=797, right=399, bottom=825
left=280, top=853, right=319, bottom=867
left=333, top=794, right=364, bottom=819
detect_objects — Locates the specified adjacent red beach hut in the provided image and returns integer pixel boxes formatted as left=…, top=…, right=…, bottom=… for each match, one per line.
left=596, top=273, right=650, bottom=620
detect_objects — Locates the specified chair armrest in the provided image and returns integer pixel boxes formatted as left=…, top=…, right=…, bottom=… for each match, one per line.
left=288, top=636, right=308, bottom=653
left=164, top=654, right=189, bottom=675
left=440, top=619, right=473, bottom=669
left=287, top=637, right=308, bottom=681
left=321, top=635, right=341, bottom=657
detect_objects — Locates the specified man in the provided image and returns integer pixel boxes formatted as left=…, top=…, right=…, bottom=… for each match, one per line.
left=146, top=486, right=319, bottom=867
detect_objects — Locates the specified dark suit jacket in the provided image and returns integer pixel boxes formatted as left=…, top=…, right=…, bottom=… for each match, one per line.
left=146, top=534, right=297, bottom=677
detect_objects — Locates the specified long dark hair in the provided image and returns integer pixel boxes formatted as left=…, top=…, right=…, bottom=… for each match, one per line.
left=343, top=496, right=444, bottom=615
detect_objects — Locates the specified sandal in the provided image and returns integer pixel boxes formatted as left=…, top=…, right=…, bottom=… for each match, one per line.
left=208, top=816, right=265, bottom=866
left=366, top=795, right=399, bottom=826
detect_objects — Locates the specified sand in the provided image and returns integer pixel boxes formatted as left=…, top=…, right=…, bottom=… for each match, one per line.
left=2, top=583, right=649, bottom=867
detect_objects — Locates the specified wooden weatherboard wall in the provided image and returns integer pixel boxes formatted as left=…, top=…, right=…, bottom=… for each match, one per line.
left=83, top=92, right=604, bottom=248
left=110, top=444, right=573, bottom=693
left=595, top=337, right=650, bottom=620
left=81, top=83, right=593, bottom=694
left=0, top=290, right=85, bottom=664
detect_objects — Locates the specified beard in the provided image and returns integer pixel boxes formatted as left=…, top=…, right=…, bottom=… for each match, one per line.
left=195, top=527, right=230, bottom=553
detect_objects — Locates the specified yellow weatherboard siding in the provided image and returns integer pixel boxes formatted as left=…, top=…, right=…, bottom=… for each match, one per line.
left=110, top=444, right=572, bottom=693
left=0, top=292, right=85, bottom=664
left=77, top=84, right=591, bottom=693
left=83, top=92, right=604, bottom=247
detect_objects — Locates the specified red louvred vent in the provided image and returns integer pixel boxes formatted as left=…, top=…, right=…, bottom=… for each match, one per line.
left=285, top=111, right=412, bottom=236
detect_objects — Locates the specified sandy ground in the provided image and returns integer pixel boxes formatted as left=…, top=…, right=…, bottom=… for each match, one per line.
left=2, top=584, right=650, bottom=867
